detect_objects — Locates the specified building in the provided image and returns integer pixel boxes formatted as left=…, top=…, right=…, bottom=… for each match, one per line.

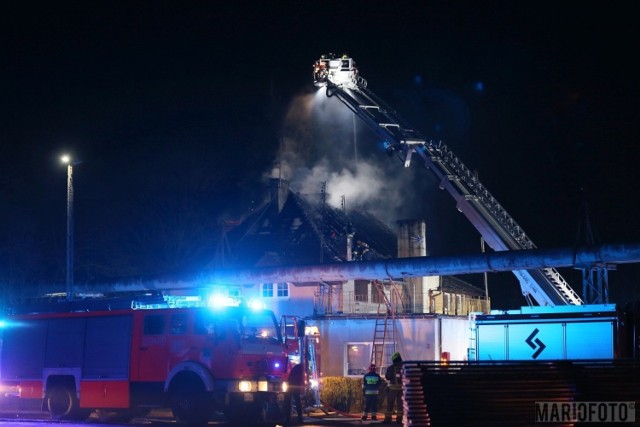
left=218, top=178, right=490, bottom=376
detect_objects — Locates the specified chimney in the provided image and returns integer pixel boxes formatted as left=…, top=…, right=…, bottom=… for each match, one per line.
left=397, top=219, right=437, bottom=312
left=270, top=178, right=290, bottom=213
left=396, top=219, right=428, bottom=258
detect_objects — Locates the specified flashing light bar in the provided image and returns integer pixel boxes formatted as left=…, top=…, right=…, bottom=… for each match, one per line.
left=208, top=294, right=241, bottom=308
left=129, top=290, right=264, bottom=311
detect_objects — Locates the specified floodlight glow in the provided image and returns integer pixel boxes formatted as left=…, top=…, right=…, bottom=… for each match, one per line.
left=248, top=299, right=265, bottom=311
left=61, top=154, right=70, bottom=164
left=289, top=355, right=301, bottom=365
left=309, top=378, right=319, bottom=390
left=305, top=325, right=319, bottom=335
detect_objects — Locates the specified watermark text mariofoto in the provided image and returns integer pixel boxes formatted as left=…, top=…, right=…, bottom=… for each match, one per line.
left=535, top=401, right=635, bottom=423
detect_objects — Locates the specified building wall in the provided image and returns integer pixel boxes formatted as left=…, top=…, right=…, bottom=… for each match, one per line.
left=313, top=316, right=470, bottom=377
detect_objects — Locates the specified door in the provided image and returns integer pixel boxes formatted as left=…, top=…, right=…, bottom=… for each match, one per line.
left=137, top=313, right=169, bottom=381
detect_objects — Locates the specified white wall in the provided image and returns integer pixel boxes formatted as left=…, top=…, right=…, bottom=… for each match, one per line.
left=314, top=316, right=470, bottom=377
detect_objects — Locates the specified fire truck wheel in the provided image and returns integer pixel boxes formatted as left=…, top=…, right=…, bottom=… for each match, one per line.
left=169, top=378, right=209, bottom=425
left=46, top=384, right=91, bottom=421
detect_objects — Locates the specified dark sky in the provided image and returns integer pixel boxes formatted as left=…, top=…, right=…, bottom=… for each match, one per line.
left=2, top=2, right=639, bottom=307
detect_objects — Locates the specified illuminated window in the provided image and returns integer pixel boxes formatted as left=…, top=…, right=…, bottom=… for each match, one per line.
left=261, top=283, right=289, bottom=299
left=346, top=342, right=395, bottom=376
left=346, top=343, right=370, bottom=376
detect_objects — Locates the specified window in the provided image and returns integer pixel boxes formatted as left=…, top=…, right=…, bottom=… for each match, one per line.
left=354, top=280, right=368, bottom=302
left=277, top=283, right=289, bottom=297
left=242, top=312, right=279, bottom=342
left=346, top=343, right=370, bottom=376
left=143, top=315, right=165, bottom=335
left=170, top=313, right=188, bottom=335
left=346, top=342, right=395, bottom=376
left=227, top=287, right=241, bottom=299
left=261, top=283, right=289, bottom=299
left=194, top=311, right=219, bottom=336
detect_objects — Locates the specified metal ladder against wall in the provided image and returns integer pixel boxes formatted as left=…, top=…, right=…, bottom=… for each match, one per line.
left=370, top=280, right=397, bottom=369
left=305, top=335, right=322, bottom=408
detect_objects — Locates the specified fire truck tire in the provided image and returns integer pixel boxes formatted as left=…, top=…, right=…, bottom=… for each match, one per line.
left=169, top=377, right=209, bottom=425
left=46, top=384, right=91, bottom=421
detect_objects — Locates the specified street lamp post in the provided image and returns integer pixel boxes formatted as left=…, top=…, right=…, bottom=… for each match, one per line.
left=61, top=155, right=75, bottom=301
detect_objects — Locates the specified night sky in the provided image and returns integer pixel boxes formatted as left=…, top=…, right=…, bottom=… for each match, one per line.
left=2, top=2, right=639, bottom=308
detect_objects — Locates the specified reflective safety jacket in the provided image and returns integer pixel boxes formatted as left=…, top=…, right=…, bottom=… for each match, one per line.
left=362, top=371, right=383, bottom=395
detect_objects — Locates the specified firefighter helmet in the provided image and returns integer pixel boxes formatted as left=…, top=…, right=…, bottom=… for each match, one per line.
left=391, top=352, right=402, bottom=363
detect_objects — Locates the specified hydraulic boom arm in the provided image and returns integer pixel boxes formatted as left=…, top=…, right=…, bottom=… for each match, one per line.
left=312, top=53, right=583, bottom=306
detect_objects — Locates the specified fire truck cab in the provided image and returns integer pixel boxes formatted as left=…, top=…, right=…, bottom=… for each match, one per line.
left=0, top=294, right=290, bottom=425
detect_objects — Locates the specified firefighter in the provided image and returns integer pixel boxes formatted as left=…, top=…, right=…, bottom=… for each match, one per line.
left=362, top=363, right=383, bottom=420
left=384, top=352, right=403, bottom=424
left=285, top=362, right=304, bottom=425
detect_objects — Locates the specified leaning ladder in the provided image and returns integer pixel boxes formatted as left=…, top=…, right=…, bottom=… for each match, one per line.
left=305, top=336, right=322, bottom=407
left=370, top=280, right=396, bottom=369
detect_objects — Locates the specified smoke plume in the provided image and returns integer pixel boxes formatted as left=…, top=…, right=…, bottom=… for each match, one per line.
left=268, top=91, right=434, bottom=227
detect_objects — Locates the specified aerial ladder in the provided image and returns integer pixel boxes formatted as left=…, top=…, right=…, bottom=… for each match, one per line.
left=312, top=53, right=583, bottom=307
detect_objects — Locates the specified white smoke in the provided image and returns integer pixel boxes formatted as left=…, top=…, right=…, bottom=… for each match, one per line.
left=268, top=91, right=432, bottom=226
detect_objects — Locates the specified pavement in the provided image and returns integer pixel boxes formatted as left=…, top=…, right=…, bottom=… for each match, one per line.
left=303, top=409, right=402, bottom=426
left=0, top=397, right=404, bottom=426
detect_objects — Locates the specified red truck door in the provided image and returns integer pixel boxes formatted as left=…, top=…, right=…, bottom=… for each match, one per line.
left=136, top=313, right=169, bottom=381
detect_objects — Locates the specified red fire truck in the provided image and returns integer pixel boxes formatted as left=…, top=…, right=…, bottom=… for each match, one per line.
left=0, top=293, right=292, bottom=425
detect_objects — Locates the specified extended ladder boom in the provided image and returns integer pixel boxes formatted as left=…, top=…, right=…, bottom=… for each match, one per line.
left=313, top=54, right=582, bottom=306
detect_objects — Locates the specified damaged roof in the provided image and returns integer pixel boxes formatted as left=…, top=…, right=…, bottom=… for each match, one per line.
left=222, top=179, right=397, bottom=269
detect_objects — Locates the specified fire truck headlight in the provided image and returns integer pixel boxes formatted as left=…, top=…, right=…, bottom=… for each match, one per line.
left=258, top=381, right=268, bottom=392
left=238, top=381, right=252, bottom=392
left=282, top=382, right=288, bottom=393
